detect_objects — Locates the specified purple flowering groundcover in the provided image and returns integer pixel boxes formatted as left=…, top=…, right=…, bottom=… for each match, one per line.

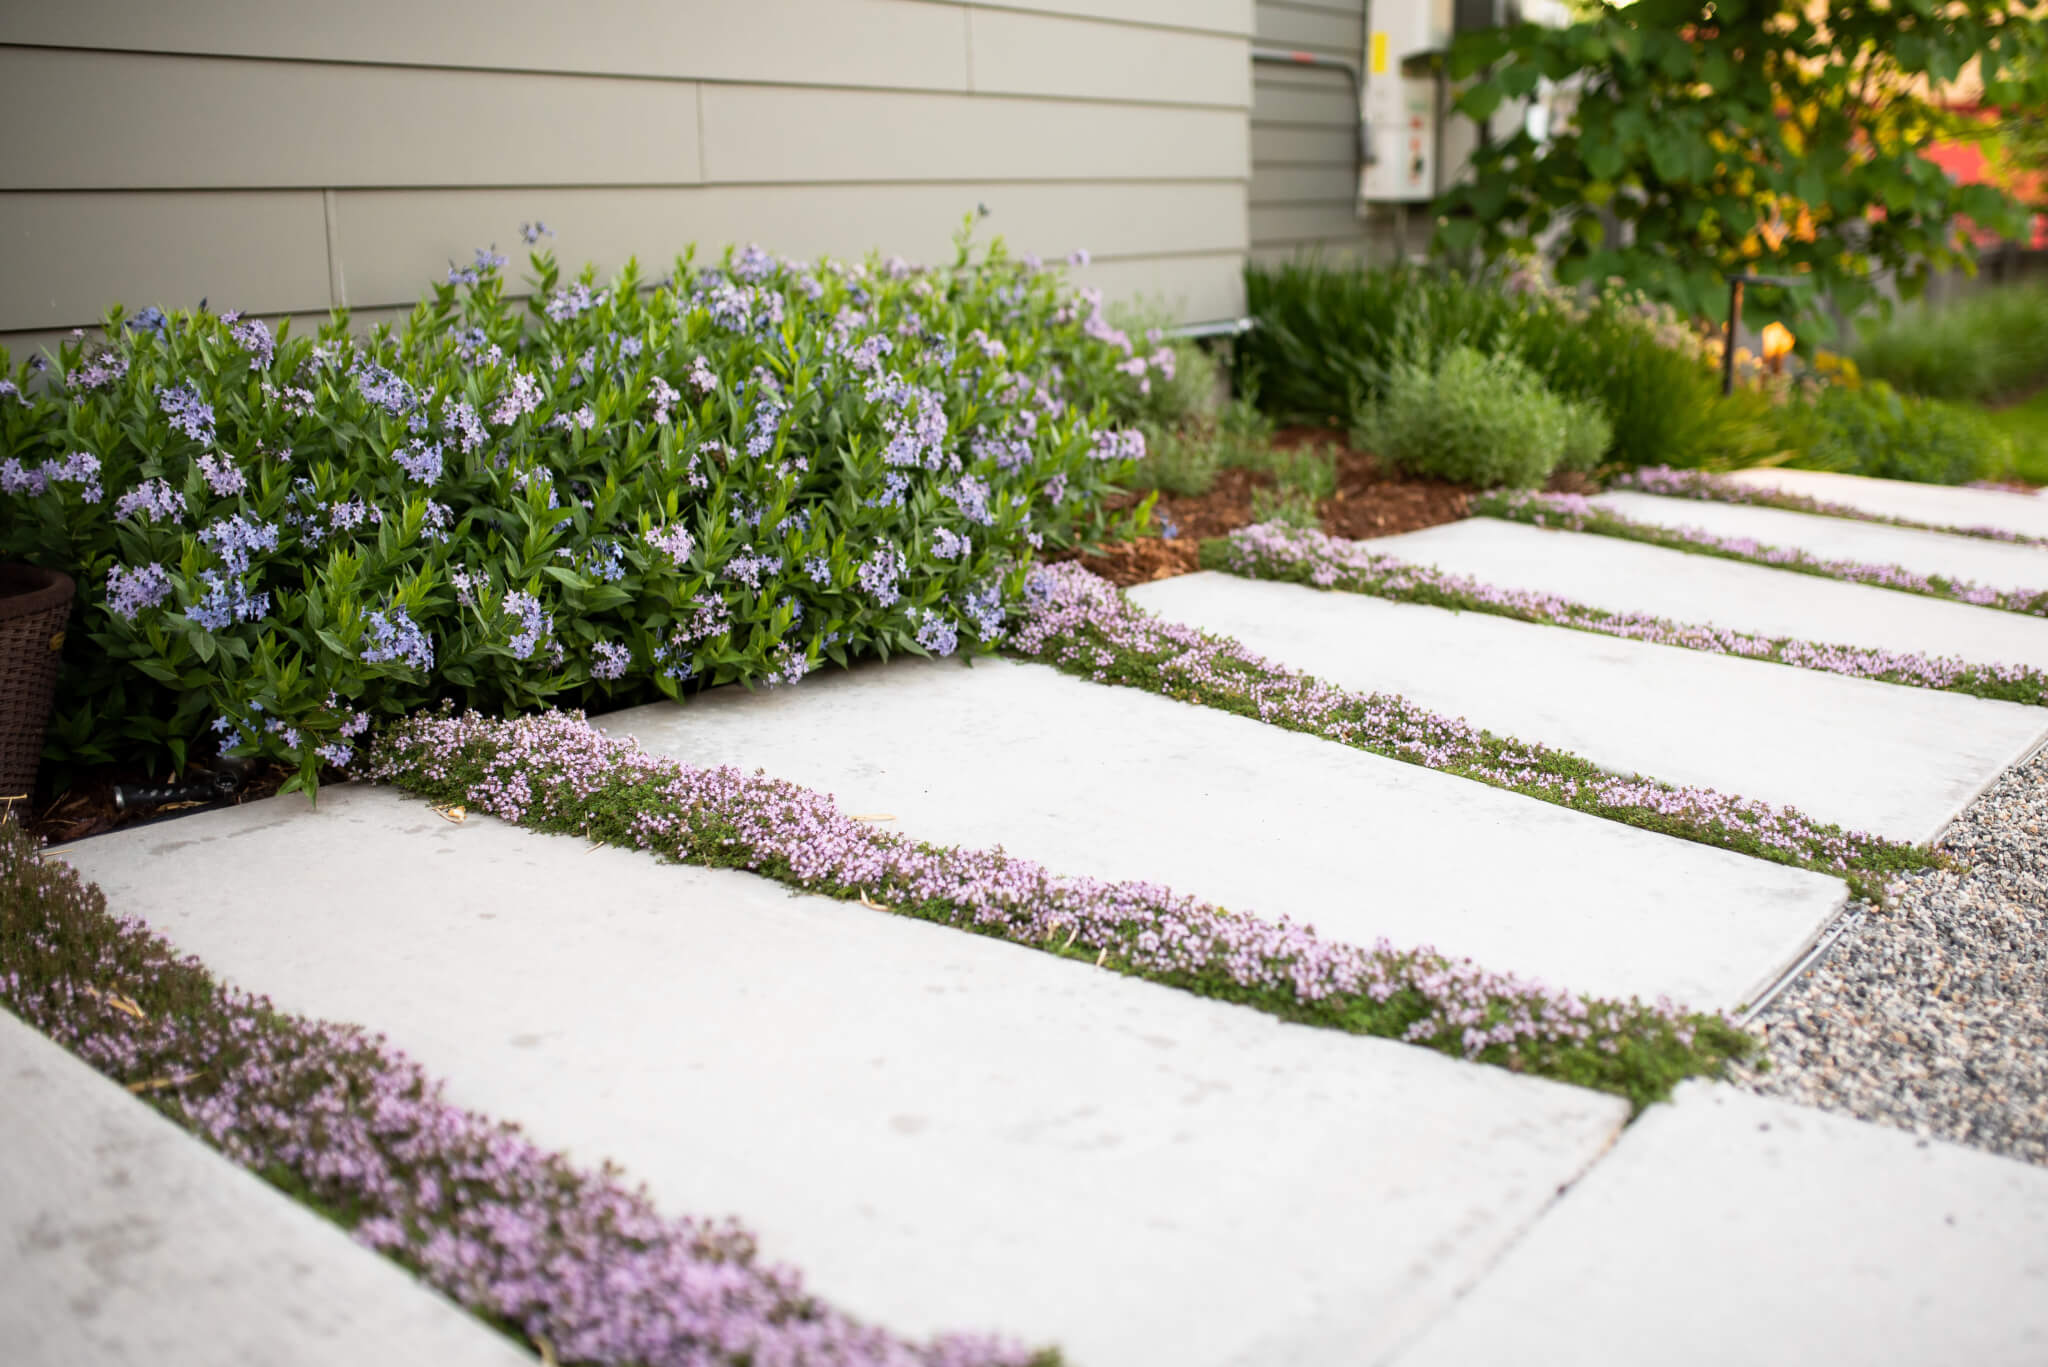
left=1611, top=466, right=2048, bottom=550
left=1014, top=560, right=1933, bottom=902
left=1200, top=521, right=2048, bottom=712
left=1476, top=490, right=2048, bottom=617
left=0, top=814, right=1053, bottom=1367
left=365, top=707, right=1751, bottom=1110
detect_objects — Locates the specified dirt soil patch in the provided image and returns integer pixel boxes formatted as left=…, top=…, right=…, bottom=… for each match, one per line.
left=22, top=760, right=292, bottom=848
left=1072, top=428, right=1472, bottom=588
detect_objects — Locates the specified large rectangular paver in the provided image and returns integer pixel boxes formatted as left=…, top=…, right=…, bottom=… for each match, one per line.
left=1374, top=517, right=2048, bottom=671
left=1593, top=490, right=2048, bottom=589
left=1129, top=571, right=2048, bottom=845
left=602, top=656, right=1846, bottom=1010
left=1387, top=1082, right=2048, bottom=1367
left=0, top=1008, right=530, bottom=1367
left=56, top=786, right=1631, bottom=1367
left=1726, top=466, right=2048, bottom=540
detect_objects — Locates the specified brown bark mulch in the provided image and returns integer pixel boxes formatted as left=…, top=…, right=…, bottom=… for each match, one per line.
left=1072, top=429, right=1473, bottom=588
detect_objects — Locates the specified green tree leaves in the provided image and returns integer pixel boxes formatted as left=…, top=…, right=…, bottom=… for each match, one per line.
left=1433, top=0, right=2048, bottom=328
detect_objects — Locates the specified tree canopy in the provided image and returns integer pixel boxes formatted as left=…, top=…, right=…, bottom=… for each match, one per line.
left=1436, top=0, right=2048, bottom=328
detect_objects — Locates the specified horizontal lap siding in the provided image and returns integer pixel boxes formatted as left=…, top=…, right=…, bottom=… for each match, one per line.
left=1249, top=0, right=1384, bottom=263
left=0, top=0, right=1256, bottom=341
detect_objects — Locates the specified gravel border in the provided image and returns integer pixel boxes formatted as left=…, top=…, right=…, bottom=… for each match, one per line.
left=1736, top=744, right=2048, bottom=1166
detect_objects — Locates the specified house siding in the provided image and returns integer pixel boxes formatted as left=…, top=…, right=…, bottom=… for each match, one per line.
left=0, top=0, right=1255, bottom=359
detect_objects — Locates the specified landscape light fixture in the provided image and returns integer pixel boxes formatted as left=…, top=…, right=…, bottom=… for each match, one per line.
left=1723, top=273, right=1813, bottom=395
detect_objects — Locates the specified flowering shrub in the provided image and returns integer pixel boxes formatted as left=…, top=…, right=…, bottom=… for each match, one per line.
left=0, top=224, right=1162, bottom=790
left=1612, top=466, right=2048, bottom=549
left=362, top=708, right=1751, bottom=1107
left=1205, top=521, right=2048, bottom=709
left=1477, top=491, right=2048, bottom=617
left=1016, top=559, right=1929, bottom=900
left=0, top=815, right=1049, bottom=1365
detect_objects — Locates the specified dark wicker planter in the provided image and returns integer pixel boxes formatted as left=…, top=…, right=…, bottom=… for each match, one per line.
left=0, top=564, right=74, bottom=804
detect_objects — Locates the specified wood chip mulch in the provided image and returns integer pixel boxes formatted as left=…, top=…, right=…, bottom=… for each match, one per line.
left=1070, top=428, right=1473, bottom=588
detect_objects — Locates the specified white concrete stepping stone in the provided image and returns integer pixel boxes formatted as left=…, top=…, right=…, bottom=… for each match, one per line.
left=1387, top=1082, right=2048, bottom=1367
left=1591, top=489, right=2048, bottom=589
left=0, top=1008, right=529, bottom=1367
left=600, top=656, right=1845, bottom=1010
left=1373, top=517, right=2048, bottom=672
left=1726, top=466, right=2048, bottom=540
left=1128, top=572, right=2048, bottom=846
left=55, top=786, right=1630, bottom=1367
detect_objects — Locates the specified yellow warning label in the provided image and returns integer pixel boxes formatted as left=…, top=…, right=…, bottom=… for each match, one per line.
left=1370, top=32, right=1389, bottom=75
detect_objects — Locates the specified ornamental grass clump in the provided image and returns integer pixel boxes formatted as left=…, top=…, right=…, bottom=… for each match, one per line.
left=1477, top=491, right=2048, bottom=617
left=1205, top=519, right=2048, bottom=707
left=366, top=706, right=1750, bottom=1110
left=1018, top=559, right=1930, bottom=901
left=0, top=814, right=1049, bottom=1366
left=0, top=223, right=1159, bottom=793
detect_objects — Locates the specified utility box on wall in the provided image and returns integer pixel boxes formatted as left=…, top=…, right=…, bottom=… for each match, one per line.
left=1361, top=1, right=1452, bottom=203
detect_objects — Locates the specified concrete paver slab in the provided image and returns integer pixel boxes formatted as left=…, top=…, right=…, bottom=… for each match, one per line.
left=1726, top=466, right=2048, bottom=540
left=1592, top=490, right=2048, bottom=589
left=0, top=1008, right=530, bottom=1367
left=1129, top=572, right=2048, bottom=845
left=55, top=786, right=1631, bottom=1367
left=600, top=656, right=1845, bottom=1010
left=1387, top=1082, right=2048, bottom=1367
left=1372, top=518, right=2048, bottom=671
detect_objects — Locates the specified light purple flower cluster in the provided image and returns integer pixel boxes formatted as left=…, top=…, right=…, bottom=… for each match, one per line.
left=361, top=607, right=435, bottom=672
left=1612, top=466, right=2048, bottom=549
left=394, top=439, right=445, bottom=485
left=104, top=562, right=174, bottom=620
left=1, top=451, right=100, bottom=501
left=189, top=571, right=271, bottom=631
left=643, top=523, right=695, bottom=568
left=1011, top=559, right=1914, bottom=882
left=115, top=477, right=184, bottom=524
left=367, top=709, right=1727, bottom=1071
left=198, top=513, right=279, bottom=574
left=0, top=821, right=1041, bottom=1367
left=1215, top=520, right=2048, bottom=709
left=1480, top=491, right=2048, bottom=618
left=859, top=543, right=907, bottom=607
left=230, top=316, right=275, bottom=367
left=157, top=382, right=216, bottom=442
left=503, top=590, right=554, bottom=661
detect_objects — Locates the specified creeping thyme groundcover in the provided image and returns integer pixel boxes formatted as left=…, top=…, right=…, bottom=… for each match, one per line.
left=1206, top=521, right=2048, bottom=708
left=0, top=225, right=1163, bottom=791
left=1476, top=491, right=2048, bottom=616
left=1016, top=560, right=1929, bottom=900
left=368, top=708, right=1750, bottom=1109
left=1612, top=465, right=2048, bottom=549
left=0, top=816, right=1049, bottom=1366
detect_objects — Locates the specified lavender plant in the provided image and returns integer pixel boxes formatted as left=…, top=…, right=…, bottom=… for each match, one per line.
left=1477, top=491, right=2048, bottom=617
left=1205, top=521, right=2048, bottom=710
left=1013, top=561, right=1928, bottom=901
left=1611, top=465, right=2048, bottom=549
left=0, top=225, right=1160, bottom=792
left=364, top=707, right=1751, bottom=1109
left=0, top=814, right=1049, bottom=1365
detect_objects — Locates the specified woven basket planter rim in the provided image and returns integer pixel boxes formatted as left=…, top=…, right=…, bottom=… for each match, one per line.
left=0, top=564, right=74, bottom=624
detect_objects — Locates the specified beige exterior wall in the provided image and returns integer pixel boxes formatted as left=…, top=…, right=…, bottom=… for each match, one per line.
left=1249, top=0, right=1396, bottom=267
left=0, top=0, right=1255, bottom=360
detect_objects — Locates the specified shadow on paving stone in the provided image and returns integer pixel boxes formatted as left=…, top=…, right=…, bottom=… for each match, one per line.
left=1735, top=744, right=2048, bottom=1166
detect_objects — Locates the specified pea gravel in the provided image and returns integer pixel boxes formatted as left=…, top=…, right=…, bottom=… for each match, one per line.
left=1734, top=743, right=2048, bottom=1166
